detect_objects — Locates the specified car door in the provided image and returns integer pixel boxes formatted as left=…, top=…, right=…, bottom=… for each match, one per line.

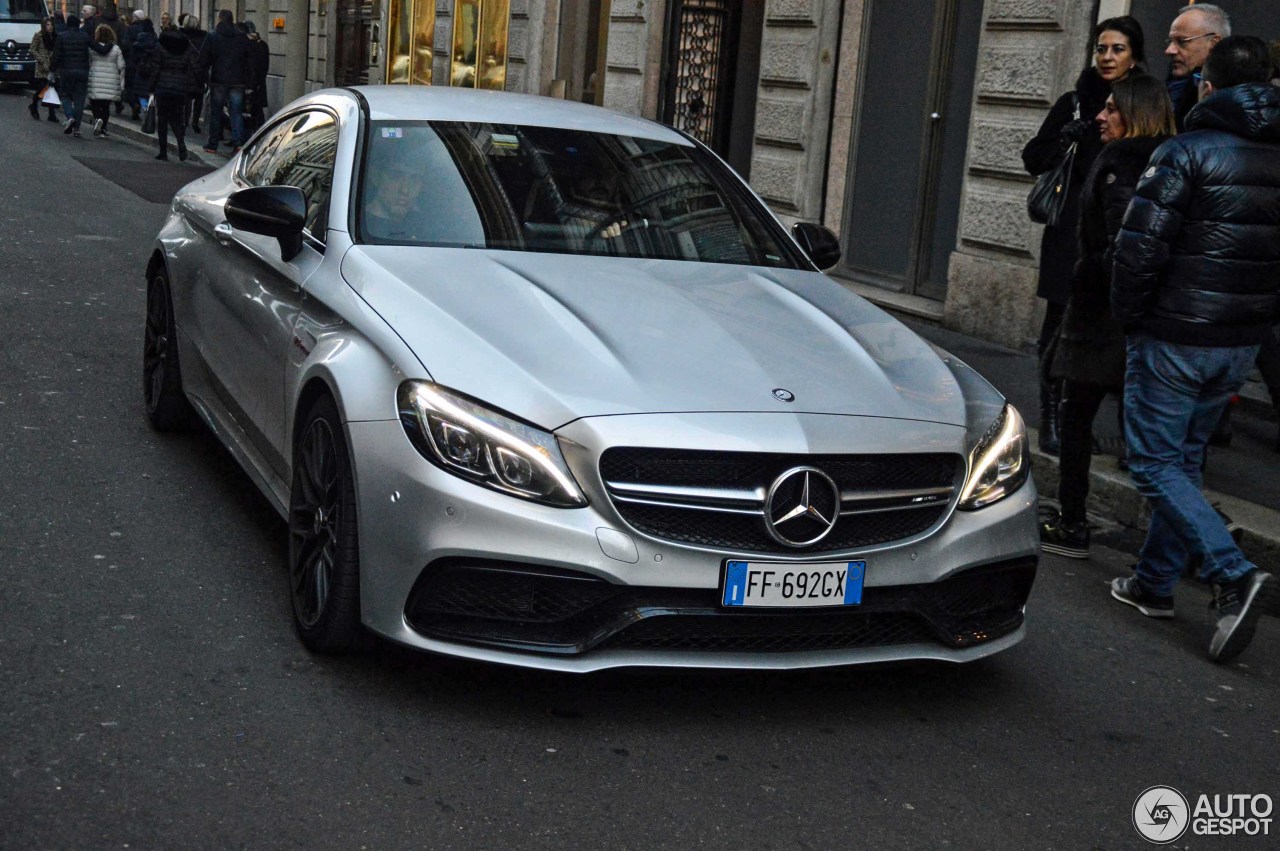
left=202, top=109, right=339, bottom=479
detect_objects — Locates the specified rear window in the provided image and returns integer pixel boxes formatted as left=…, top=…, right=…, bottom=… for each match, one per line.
left=0, top=0, right=46, bottom=22
left=356, top=121, right=803, bottom=269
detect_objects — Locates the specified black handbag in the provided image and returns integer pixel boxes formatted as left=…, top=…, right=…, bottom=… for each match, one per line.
left=1027, top=95, right=1080, bottom=227
left=141, top=98, right=156, bottom=134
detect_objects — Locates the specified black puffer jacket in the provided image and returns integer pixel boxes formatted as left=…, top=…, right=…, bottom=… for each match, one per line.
left=50, top=25, right=91, bottom=74
left=1112, top=83, right=1280, bottom=347
left=1053, top=135, right=1168, bottom=387
left=1022, top=68, right=1113, bottom=304
left=142, top=28, right=198, bottom=96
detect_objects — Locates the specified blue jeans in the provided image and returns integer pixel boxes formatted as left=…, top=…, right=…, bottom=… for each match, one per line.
left=1123, top=333, right=1259, bottom=596
left=206, top=84, right=244, bottom=150
left=58, top=70, right=88, bottom=127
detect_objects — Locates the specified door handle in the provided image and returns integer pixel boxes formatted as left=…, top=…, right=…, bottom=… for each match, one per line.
left=214, top=222, right=234, bottom=245
left=930, top=112, right=942, bottom=121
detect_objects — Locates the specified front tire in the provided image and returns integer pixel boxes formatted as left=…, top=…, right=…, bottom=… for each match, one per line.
left=142, top=269, right=195, bottom=431
left=288, top=394, right=363, bottom=653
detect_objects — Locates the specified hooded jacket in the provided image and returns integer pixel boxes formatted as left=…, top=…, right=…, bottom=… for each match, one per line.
left=1112, top=83, right=1280, bottom=347
left=199, top=20, right=252, bottom=87
left=86, top=41, right=124, bottom=101
left=143, top=28, right=199, bottom=96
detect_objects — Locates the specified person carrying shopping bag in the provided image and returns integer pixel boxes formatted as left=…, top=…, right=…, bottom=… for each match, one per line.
left=141, top=25, right=200, bottom=161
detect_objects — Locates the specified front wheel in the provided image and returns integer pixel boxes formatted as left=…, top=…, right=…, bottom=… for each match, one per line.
left=142, top=269, right=195, bottom=431
left=288, top=394, right=364, bottom=653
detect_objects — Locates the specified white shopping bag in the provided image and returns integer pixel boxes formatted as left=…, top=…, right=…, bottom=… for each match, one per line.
left=41, top=86, right=61, bottom=107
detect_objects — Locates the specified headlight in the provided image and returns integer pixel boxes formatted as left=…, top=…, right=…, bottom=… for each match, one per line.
left=398, top=382, right=587, bottom=508
left=958, top=404, right=1028, bottom=510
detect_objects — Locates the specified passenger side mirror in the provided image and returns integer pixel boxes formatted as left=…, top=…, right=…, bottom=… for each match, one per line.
left=225, top=185, right=307, bottom=261
left=791, top=222, right=842, bottom=271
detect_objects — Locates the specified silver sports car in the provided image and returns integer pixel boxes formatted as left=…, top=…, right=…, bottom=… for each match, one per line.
left=144, top=86, right=1038, bottom=671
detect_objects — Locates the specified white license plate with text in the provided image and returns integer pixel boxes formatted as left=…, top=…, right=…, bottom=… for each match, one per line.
left=722, top=560, right=866, bottom=608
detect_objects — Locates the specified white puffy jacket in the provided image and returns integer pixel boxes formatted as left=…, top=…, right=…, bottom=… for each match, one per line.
left=87, top=44, right=125, bottom=102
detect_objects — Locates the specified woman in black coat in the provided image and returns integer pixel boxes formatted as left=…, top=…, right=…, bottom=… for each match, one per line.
left=1022, top=15, right=1145, bottom=454
left=1039, top=73, right=1176, bottom=559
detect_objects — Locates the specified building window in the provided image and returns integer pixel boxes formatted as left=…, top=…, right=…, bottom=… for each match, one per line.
left=449, top=0, right=509, bottom=89
left=386, top=0, right=434, bottom=84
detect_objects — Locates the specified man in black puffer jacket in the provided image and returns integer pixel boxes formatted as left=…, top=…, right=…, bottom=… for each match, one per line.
left=1110, top=36, right=1280, bottom=663
left=141, top=27, right=199, bottom=160
left=50, top=14, right=91, bottom=135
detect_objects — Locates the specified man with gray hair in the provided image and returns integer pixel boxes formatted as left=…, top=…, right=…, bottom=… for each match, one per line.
left=1164, top=3, right=1230, bottom=128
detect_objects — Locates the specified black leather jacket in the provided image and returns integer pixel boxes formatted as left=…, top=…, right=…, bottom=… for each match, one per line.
left=1112, top=83, right=1280, bottom=346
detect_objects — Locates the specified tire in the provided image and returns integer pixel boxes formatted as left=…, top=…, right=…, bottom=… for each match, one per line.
left=288, top=393, right=364, bottom=653
left=142, top=269, right=196, bottom=431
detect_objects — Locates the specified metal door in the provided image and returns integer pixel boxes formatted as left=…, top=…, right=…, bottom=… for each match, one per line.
left=838, top=0, right=982, bottom=301
left=661, top=0, right=741, bottom=157
left=335, top=0, right=376, bottom=86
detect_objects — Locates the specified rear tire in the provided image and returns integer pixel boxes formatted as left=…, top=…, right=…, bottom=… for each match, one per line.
left=288, top=394, right=364, bottom=653
left=142, top=269, right=196, bottom=431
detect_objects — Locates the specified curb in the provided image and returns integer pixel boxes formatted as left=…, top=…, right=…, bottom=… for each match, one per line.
left=102, top=114, right=224, bottom=168
left=1029, top=427, right=1280, bottom=571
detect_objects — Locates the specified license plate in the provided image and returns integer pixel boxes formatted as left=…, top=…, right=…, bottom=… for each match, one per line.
left=722, top=560, right=866, bottom=608
left=2, top=63, right=22, bottom=71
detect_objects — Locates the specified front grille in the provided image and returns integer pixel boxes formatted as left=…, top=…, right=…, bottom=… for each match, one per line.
left=1, top=45, right=32, bottom=61
left=404, top=558, right=1036, bottom=656
left=603, top=611, right=935, bottom=652
left=600, top=448, right=962, bottom=554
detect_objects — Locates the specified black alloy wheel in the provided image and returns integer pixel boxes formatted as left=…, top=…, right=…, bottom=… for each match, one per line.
left=142, top=270, right=195, bottom=431
left=288, top=394, right=363, bottom=653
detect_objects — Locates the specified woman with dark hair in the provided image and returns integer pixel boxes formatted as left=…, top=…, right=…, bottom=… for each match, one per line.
left=1039, top=73, right=1176, bottom=559
left=141, top=23, right=199, bottom=160
left=1022, top=15, right=1145, bottom=456
left=29, top=17, right=58, bottom=122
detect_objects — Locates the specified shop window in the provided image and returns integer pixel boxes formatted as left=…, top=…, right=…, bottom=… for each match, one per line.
left=386, top=0, right=434, bottom=84
left=450, top=0, right=509, bottom=90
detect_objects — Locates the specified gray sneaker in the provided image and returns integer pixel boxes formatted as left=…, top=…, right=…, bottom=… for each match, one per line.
left=1110, top=575, right=1175, bottom=619
left=1209, top=570, right=1275, bottom=663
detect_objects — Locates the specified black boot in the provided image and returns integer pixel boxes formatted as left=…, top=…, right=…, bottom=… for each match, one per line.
left=29, top=99, right=39, bottom=119
left=1038, top=380, right=1062, bottom=456
left=47, top=107, right=58, bottom=121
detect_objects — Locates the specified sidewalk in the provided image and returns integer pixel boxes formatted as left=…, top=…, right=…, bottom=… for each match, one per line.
left=97, top=106, right=226, bottom=168
left=884, top=312, right=1280, bottom=572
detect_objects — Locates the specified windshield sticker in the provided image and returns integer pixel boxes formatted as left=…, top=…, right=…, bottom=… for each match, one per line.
left=381, top=127, right=404, bottom=138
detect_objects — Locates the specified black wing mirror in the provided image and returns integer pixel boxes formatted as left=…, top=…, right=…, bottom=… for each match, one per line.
left=225, top=185, right=307, bottom=261
left=791, top=222, right=842, bottom=271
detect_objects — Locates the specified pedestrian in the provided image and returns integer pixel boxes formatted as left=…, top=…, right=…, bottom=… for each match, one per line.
left=198, top=9, right=251, bottom=155
left=1110, top=36, right=1280, bottom=662
left=53, top=11, right=66, bottom=33
left=1163, top=4, right=1228, bottom=130
left=78, top=5, right=96, bottom=30
left=142, top=24, right=199, bottom=161
left=1022, top=15, right=1145, bottom=457
left=1039, top=73, right=1175, bottom=560
left=123, top=9, right=156, bottom=120
left=50, top=14, right=92, bottom=137
left=240, top=19, right=269, bottom=136
left=179, top=13, right=208, bottom=134
left=86, top=24, right=124, bottom=138
left=159, top=11, right=176, bottom=32
left=28, top=16, right=60, bottom=123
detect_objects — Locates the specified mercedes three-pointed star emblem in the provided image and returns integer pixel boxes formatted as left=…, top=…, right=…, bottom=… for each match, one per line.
left=763, top=466, right=841, bottom=547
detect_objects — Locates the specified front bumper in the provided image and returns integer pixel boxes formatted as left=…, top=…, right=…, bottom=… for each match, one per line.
left=347, top=413, right=1039, bottom=672
left=0, top=59, right=35, bottom=84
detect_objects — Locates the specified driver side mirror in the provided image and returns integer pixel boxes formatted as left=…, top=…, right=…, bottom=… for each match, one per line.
left=791, top=222, right=842, bottom=271
left=225, top=185, right=307, bottom=261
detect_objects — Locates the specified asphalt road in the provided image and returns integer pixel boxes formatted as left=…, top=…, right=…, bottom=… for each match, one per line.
left=2, top=93, right=1277, bottom=850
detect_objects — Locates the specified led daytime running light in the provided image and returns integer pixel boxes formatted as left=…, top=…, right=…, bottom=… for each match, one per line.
left=959, top=405, right=1026, bottom=509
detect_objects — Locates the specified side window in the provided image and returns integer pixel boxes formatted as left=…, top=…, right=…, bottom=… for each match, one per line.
left=262, top=112, right=339, bottom=239
left=241, top=111, right=339, bottom=239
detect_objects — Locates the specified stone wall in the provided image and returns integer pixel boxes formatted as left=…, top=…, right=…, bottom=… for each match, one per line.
left=943, top=0, right=1096, bottom=350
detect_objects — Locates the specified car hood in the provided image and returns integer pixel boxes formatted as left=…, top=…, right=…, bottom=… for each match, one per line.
left=340, top=247, right=976, bottom=429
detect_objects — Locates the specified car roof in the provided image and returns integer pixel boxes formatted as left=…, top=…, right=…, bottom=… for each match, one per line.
left=316, top=85, right=693, bottom=146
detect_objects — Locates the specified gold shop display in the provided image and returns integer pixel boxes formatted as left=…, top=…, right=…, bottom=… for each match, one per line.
left=450, top=0, right=509, bottom=90
left=386, top=0, right=434, bottom=84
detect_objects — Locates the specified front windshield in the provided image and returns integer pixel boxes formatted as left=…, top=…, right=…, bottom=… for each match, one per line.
left=357, top=120, right=803, bottom=269
left=0, top=0, right=45, bottom=22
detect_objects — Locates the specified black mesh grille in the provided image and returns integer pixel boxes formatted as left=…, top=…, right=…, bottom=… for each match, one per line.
left=603, top=611, right=935, bottom=652
left=600, top=448, right=961, bottom=553
left=404, top=558, right=1036, bottom=656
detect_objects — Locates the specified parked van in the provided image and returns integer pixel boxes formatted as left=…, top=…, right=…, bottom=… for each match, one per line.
left=0, top=0, right=48, bottom=87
